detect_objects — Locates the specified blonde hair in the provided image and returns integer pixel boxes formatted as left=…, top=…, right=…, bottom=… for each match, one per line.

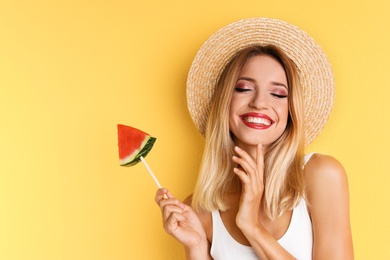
left=192, top=45, right=305, bottom=220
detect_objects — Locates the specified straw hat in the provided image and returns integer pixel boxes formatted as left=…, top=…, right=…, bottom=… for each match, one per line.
left=186, top=18, right=334, bottom=146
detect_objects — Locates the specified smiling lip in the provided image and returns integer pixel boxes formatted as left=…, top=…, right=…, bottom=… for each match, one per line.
left=240, top=113, right=274, bottom=130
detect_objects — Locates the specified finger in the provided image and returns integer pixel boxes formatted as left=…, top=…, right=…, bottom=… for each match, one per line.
left=255, top=143, right=264, bottom=168
left=256, top=143, right=264, bottom=180
left=233, top=147, right=256, bottom=176
left=232, top=155, right=255, bottom=175
left=164, top=211, right=186, bottom=235
left=155, top=189, right=171, bottom=205
left=234, top=146, right=257, bottom=169
left=166, top=190, right=175, bottom=199
left=155, top=188, right=168, bottom=203
left=158, top=197, right=184, bottom=210
left=234, top=167, right=258, bottom=202
left=162, top=204, right=185, bottom=222
left=233, top=167, right=251, bottom=185
left=160, top=199, right=185, bottom=224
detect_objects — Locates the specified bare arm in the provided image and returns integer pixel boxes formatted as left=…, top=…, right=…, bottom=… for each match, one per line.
left=306, top=154, right=354, bottom=259
left=183, top=195, right=213, bottom=260
left=240, top=225, right=296, bottom=259
left=155, top=189, right=212, bottom=260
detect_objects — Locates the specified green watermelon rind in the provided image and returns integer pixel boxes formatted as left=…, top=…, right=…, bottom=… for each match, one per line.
left=120, top=136, right=156, bottom=167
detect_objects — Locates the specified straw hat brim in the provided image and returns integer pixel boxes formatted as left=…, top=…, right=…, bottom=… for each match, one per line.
left=186, top=18, right=334, bottom=146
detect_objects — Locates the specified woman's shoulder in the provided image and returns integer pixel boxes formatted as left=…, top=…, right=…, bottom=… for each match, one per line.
left=304, top=153, right=349, bottom=207
left=304, top=153, right=347, bottom=181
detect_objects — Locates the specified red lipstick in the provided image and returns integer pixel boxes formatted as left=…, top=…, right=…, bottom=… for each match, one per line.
left=239, top=112, right=274, bottom=130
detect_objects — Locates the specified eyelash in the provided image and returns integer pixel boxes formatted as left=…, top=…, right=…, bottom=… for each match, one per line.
left=234, top=87, right=251, bottom=93
left=235, top=88, right=288, bottom=98
left=271, top=93, right=288, bottom=98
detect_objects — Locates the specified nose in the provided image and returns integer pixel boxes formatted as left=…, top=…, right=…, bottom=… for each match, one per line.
left=249, top=91, right=268, bottom=109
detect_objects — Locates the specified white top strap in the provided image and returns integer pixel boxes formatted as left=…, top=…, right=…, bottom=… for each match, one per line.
left=304, top=152, right=316, bottom=165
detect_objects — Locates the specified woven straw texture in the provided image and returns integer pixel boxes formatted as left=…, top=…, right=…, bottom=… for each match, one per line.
left=186, top=18, right=334, bottom=146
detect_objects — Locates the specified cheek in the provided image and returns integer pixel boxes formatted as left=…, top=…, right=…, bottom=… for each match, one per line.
left=229, top=97, right=239, bottom=118
left=228, top=106, right=237, bottom=128
left=228, top=100, right=242, bottom=131
left=229, top=95, right=248, bottom=112
left=276, top=101, right=289, bottom=123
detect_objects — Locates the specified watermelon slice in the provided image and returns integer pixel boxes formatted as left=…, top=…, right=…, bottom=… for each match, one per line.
left=117, top=124, right=156, bottom=167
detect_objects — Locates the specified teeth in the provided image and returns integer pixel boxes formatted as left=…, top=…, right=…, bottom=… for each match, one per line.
left=244, top=116, right=271, bottom=126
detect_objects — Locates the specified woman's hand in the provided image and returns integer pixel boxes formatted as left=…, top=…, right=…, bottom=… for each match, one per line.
left=155, top=189, right=208, bottom=254
left=232, top=145, right=297, bottom=259
left=232, top=144, right=265, bottom=233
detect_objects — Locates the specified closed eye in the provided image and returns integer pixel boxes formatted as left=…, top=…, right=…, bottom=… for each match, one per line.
left=234, top=87, right=251, bottom=93
left=271, top=93, right=288, bottom=98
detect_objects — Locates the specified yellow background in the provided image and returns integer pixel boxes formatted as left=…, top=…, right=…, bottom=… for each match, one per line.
left=1, top=0, right=389, bottom=259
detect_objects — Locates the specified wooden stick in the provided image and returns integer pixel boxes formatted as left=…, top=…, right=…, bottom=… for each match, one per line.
left=140, top=156, right=168, bottom=199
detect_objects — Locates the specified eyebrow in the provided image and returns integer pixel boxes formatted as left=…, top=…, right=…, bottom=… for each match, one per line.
left=237, top=77, right=288, bottom=90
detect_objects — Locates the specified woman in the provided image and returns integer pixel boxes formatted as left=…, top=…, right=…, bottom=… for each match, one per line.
left=156, top=18, right=353, bottom=259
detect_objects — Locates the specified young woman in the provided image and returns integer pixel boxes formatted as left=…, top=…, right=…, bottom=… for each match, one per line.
left=156, top=18, right=353, bottom=259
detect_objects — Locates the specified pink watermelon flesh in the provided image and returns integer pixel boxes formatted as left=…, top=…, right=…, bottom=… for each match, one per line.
left=117, top=124, right=156, bottom=166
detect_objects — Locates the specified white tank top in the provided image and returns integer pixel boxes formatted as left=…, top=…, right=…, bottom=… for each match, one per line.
left=210, top=153, right=314, bottom=260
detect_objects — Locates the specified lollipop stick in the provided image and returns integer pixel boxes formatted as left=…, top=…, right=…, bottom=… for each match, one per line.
left=140, top=156, right=168, bottom=199
left=140, top=156, right=162, bottom=188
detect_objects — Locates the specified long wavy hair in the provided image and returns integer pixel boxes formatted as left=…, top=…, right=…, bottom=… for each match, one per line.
left=192, top=45, right=305, bottom=220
